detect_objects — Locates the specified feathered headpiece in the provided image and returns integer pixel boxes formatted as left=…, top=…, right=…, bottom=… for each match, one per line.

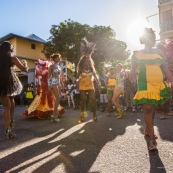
left=80, top=37, right=96, bottom=56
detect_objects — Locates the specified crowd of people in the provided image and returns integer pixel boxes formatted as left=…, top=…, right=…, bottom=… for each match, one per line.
left=1, top=28, right=173, bottom=152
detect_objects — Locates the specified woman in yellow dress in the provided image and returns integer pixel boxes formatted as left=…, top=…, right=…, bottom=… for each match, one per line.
left=106, top=67, right=116, bottom=116
left=112, top=63, right=125, bottom=119
left=130, top=28, right=173, bottom=151
left=77, top=38, right=100, bottom=123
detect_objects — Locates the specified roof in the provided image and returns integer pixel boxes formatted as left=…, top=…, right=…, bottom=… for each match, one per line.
left=26, top=34, right=46, bottom=43
left=0, top=33, right=46, bottom=43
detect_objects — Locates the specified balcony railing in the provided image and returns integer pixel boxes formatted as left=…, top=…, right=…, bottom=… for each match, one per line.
left=160, top=20, right=173, bottom=32
left=159, top=0, right=173, bottom=5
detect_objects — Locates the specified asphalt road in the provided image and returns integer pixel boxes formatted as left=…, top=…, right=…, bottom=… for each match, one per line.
left=0, top=107, right=173, bottom=173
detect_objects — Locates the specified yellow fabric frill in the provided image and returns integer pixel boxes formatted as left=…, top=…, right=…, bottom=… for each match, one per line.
left=134, top=91, right=161, bottom=101
left=134, top=83, right=171, bottom=105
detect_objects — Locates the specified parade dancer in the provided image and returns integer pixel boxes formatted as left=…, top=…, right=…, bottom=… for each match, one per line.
left=112, top=63, right=125, bottom=119
left=130, top=28, right=173, bottom=151
left=77, top=37, right=100, bottom=123
left=48, top=54, right=64, bottom=122
left=0, top=41, right=28, bottom=139
left=106, top=67, right=116, bottom=116
left=23, top=59, right=65, bottom=119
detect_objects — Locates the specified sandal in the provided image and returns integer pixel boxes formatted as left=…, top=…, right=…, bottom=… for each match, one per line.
left=78, top=117, right=85, bottom=124
left=149, top=140, right=157, bottom=151
left=5, top=128, right=16, bottom=139
left=144, top=129, right=158, bottom=139
left=51, top=115, right=60, bottom=123
left=10, top=119, right=15, bottom=128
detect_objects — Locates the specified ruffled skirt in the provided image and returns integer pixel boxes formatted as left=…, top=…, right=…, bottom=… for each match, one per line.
left=134, top=82, right=171, bottom=105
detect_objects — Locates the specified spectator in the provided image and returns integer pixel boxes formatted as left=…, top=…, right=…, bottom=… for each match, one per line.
left=124, top=70, right=135, bottom=111
left=67, top=79, right=75, bottom=109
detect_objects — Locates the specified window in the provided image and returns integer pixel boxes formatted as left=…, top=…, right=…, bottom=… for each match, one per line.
left=162, top=10, right=172, bottom=21
left=161, top=10, right=173, bottom=32
left=159, top=0, right=171, bottom=4
left=31, top=43, right=36, bottom=49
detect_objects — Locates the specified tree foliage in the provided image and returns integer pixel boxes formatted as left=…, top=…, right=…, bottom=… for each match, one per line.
left=43, top=19, right=130, bottom=72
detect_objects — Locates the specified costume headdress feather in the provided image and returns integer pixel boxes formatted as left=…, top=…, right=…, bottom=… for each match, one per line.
left=80, top=37, right=96, bottom=56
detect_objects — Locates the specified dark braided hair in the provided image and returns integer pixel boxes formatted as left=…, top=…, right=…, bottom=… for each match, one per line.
left=0, top=41, right=14, bottom=96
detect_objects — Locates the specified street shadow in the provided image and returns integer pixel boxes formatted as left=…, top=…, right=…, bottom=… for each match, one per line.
left=154, top=114, right=173, bottom=142
left=0, top=110, right=137, bottom=173
left=144, top=137, right=166, bottom=173
left=134, top=109, right=173, bottom=142
left=133, top=111, right=170, bottom=173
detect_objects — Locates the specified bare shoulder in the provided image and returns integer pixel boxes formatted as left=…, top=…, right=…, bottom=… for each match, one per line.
left=49, top=64, right=53, bottom=69
left=11, top=55, right=17, bottom=61
left=11, top=56, right=18, bottom=64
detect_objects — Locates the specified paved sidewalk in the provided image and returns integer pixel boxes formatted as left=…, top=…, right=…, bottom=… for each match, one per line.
left=0, top=107, right=173, bottom=173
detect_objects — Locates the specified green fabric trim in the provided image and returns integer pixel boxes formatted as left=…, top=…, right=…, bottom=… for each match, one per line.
left=134, top=86, right=171, bottom=105
left=134, top=98, right=169, bottom=105
left=132, top=56, right=165, bottom=65
left=107, top=89, right=114, bottom=95
left=160, top=85, right=171, bottom=99
left=138, top=64, right=147, bottom=91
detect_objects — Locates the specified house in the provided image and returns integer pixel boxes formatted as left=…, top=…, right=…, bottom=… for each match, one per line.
left=158, top=0, right=173, bottom=39
left=0, top=33, right=46, bottom=85
left=158, top=0, right=173, bottom=71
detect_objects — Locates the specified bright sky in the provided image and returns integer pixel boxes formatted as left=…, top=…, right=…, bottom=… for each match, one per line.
left=0, top=0, right=159, bottom=52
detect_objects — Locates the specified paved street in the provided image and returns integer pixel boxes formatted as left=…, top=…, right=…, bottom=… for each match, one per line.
left=0, top=107, right=173, bottom=173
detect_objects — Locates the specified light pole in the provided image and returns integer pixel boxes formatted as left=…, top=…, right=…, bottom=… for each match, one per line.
left=146, top=13, right=159, bottom=22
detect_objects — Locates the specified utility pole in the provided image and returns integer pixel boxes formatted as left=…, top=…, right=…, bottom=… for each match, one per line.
left=146, top=13, right=159, bottom=22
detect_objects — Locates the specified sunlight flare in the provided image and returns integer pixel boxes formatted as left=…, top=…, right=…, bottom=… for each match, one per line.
left=126, top=18, right=150, bottom=49
left=69, top=149, right=85, bottom=157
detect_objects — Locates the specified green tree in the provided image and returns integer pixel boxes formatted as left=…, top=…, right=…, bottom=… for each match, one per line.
left=43, top=19, right=130, bottom=72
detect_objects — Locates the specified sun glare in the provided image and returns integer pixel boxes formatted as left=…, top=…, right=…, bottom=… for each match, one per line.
left=126, top=18, right=150, bottom=50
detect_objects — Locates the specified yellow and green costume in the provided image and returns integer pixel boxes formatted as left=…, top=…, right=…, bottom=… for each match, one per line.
left=132, top=51, right=171, bottom=105
left=107, top=78, right=116, bottom=95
